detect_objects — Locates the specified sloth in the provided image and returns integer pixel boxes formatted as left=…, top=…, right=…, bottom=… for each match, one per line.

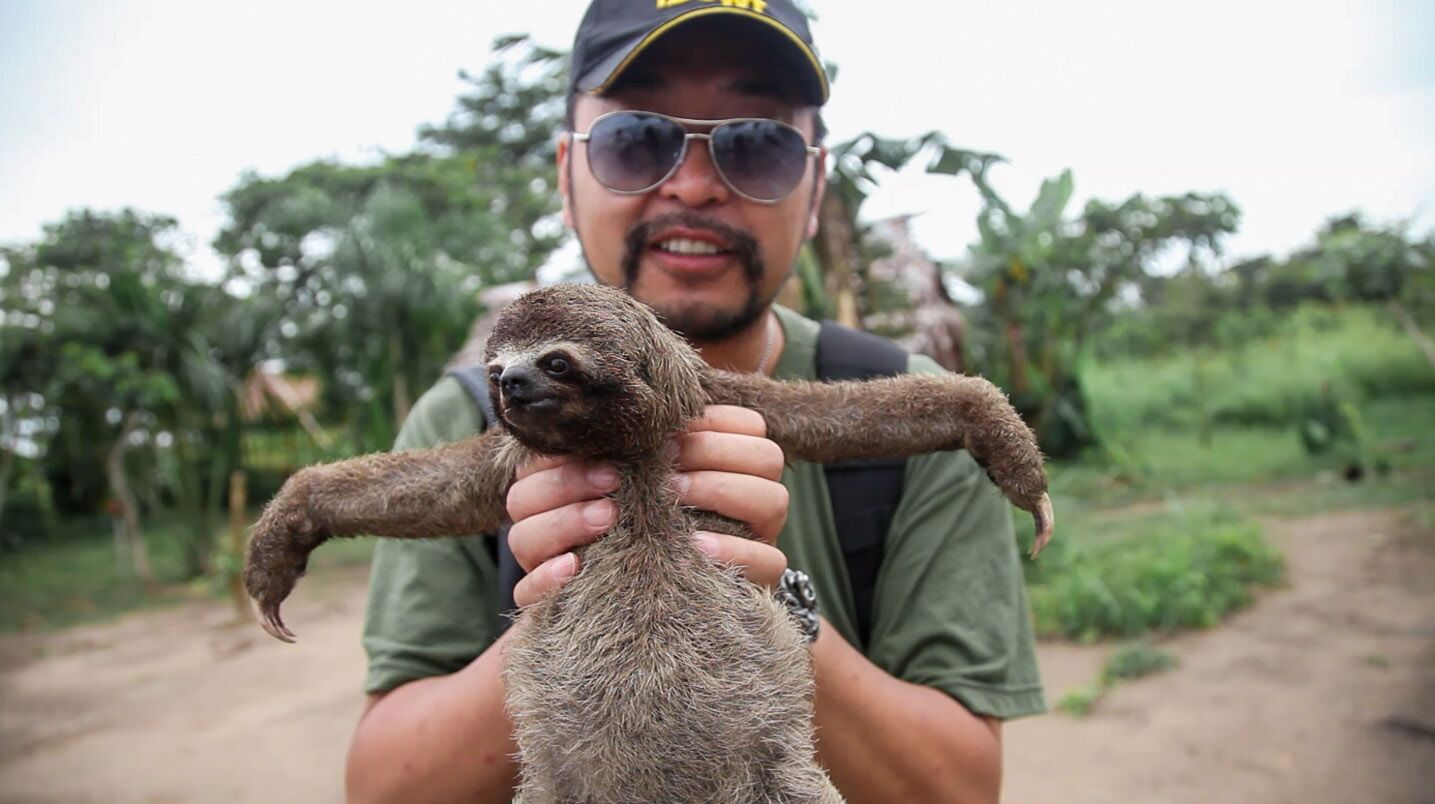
left=244, top=283, right=1052, bottom=804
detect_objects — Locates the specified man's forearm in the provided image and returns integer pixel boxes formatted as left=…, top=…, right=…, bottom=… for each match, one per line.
left=811, top=619, right=1003, bottom=803
left=346, top=628, right=519, bottom=804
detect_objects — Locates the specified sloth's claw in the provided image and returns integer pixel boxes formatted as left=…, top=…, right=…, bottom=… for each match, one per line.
left=1029, top=494, right=1055, bottom=558
left=256, top=599, right=297, bottom=643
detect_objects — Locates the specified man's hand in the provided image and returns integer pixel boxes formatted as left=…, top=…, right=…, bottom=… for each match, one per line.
left=505, top=405, right=789, bottom=606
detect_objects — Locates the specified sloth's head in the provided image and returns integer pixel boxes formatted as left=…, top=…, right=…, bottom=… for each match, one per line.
left=483, top=284, right=709, bottom=459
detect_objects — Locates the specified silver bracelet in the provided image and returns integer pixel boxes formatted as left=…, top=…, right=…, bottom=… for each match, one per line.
left=776, top=568, right=820, bottom=643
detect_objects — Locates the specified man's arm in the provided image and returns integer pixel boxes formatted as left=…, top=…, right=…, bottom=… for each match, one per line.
left=347, top=628, right=519, bottom=804
left=810, top=619, right=1002, bottom=803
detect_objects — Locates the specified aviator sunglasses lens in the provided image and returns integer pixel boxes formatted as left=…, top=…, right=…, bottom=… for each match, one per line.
left=710, top=120, right=810, bottom=202
left=586, top=112, right=687, bottom=193
left=586, top=113, right=812, bottom=202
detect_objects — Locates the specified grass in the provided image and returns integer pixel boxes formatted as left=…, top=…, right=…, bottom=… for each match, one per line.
left=1056, top=683, right=1105, bottom=717
left=0, top=516, right=193, bottom=633
left=1084, top=305, right=1435, bottom=435
left=0, top=513, right=376, bottom=634
left=1102, top=639, right=1178, bottom=680
left=1041, top=393, right=1434, bottom=516
left=1057, top=640, right=1178, bottom=716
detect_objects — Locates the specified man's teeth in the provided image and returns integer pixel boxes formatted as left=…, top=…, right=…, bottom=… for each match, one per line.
left=656, top=238, right=722, bottom=255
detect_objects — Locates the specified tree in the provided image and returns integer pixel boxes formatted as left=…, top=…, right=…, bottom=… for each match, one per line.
left=959, top=175, right=1241, bottom=455
left=0, top=209, right=269, bottom=576
left=216, top=36, right=571, bottom=451
left=2, top=211, right=225, bottom=574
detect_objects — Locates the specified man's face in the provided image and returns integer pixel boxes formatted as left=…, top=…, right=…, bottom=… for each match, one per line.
left=556, top=24, right=825, bottom=344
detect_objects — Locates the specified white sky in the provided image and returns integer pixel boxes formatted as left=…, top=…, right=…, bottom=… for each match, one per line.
left=1, top=0, right=1431, bottom=278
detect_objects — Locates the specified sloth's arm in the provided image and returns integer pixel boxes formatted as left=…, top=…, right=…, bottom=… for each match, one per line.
left=244, top=429, right=520, bottom=641
left=701, top=369, right=1053, bottom=553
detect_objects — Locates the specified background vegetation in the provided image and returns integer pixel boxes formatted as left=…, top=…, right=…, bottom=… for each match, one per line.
left=2, top=36, right=1432, bottom=639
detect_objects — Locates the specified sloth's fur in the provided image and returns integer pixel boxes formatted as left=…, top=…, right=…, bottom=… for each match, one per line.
left=244, top=283, right=1052, bottom=803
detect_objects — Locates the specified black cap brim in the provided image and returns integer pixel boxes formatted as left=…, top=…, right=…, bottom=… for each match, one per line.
left=574, top=6, right=828, bottom=106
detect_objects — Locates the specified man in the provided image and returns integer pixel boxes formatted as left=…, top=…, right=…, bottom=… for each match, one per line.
left=347, top=2, right=1044, bottom=802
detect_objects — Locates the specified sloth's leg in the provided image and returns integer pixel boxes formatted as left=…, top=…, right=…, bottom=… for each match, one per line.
left=702, top=370, right=1053, bottom=555
left=244, top=430, right=522, bottom=641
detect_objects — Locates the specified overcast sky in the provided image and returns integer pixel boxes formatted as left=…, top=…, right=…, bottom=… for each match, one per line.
left=1, top=0, right=1431, bottom=278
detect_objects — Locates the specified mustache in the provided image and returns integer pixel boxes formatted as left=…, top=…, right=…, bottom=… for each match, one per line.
left=621, top=212, right=761, bottom=282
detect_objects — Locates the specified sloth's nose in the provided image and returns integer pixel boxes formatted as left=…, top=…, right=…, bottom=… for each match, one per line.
left=500, top=365, right=541, bottom=401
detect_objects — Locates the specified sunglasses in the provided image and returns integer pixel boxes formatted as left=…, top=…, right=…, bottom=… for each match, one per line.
left=572, top=111, right=821, bottom=205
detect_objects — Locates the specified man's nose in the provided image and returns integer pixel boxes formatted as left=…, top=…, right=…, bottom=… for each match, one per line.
left=658, top=137, right=731, bottom=208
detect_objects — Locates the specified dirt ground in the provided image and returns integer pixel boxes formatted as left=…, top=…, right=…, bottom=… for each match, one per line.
left=1, top=507, right=1431, bottom=804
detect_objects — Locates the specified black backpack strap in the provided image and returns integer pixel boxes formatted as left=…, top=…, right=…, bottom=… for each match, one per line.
left=447, top=364, right=524, bottom=635
left=815, top=321, right=909, bottom=650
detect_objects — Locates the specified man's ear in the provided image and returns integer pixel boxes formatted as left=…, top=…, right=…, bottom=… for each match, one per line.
left=805, top=146, right=828, bottom=240
left=556, top=133, right=575, bottom=229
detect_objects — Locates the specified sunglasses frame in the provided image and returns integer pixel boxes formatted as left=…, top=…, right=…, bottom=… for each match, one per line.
left=571, top=110, right=822, bottom=205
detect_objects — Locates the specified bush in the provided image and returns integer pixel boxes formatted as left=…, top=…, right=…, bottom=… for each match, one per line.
left=1056, top=640, right=1179, bottom=716
left=1101, top=640, right=1177, bottom=681
left=1027, top=506, right=1284, bottom=641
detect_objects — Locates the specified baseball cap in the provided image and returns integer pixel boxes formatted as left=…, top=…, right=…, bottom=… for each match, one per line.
left=570, top=0, right=829, bottom=106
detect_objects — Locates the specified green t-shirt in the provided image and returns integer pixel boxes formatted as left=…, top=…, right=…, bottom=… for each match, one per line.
left=362, top=305, right=1046, bottom=719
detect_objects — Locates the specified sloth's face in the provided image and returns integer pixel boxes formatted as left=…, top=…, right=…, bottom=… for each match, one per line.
left=487, top=341, right=623, bottom=456
left=483, top=285, right=711, bottom=459
left=486, top=338, right=670, bottom=459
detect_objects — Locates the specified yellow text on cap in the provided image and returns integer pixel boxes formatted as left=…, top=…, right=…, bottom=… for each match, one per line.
left=656, top=0, right=770, bottom=14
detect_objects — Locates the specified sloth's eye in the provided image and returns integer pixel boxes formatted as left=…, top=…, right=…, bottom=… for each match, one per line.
left=542, top=355, right=570, bottom=378
left=487, top=367, right=502, bottom=385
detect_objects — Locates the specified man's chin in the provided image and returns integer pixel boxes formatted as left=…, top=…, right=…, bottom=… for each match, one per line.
left=642, top=298, right=763, bottom=344
left=621, top=274, right=755, bottom=342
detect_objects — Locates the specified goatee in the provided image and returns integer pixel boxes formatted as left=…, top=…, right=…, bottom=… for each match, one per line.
left=618, top=212, right=772, bottom=343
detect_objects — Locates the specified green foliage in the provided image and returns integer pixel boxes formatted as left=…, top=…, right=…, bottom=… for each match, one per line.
left=215, top=36, right=569, bottom=451
left=1101, top=640, right=1177, bottom=681
left=1056, top=640, right=1177, bottom=717
left=1095, top=215, right=1434, bottom=360
left=0, top=513, right=378, bottom=633
left=1025, top=506, right=1284, bottom=641
left=958, top=171, right=1242, bottom=457
left=1, top=210, right=254, bottom=571
left=0, top=516, right=188, bottom=632
left=1056, top=683, right=1104, bottom=717
left=1085, top=304, right=1435, bottom=439
left=1273, top=214, right=1429, bottom=306
left=217, top=159, right=486, bottom=448
left=825, top=132, right=1003, bottom=222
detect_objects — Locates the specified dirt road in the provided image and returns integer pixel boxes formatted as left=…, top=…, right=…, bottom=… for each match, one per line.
left=1, top=508, right=1431, bottom=803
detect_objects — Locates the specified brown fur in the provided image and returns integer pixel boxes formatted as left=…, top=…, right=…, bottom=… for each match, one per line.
left=243, top=283, right=1051, bottom=803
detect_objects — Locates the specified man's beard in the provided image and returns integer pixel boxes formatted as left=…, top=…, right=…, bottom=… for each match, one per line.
left=615, top=212, right=775, bottom=343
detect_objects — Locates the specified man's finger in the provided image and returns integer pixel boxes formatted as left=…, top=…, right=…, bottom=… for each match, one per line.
left=671, top=430, right=785, bottom=481
left=693, top=531, right=787, bottom=588
left=686, top=405, right=767, bottom=438
left=507, top=499, right=614, bottom=572
left=512, top=552, right=580, bottom=608
left=507, top=461, right=618, bottom=522
left=515, top=454, right=571, bottom=481
left=676, top=471, right=789, bottom=544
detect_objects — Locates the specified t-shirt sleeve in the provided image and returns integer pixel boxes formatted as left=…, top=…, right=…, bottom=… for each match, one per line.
left=864, top=357, right=1047, bottom=720
left=361, top=377, right=503, bottom=694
